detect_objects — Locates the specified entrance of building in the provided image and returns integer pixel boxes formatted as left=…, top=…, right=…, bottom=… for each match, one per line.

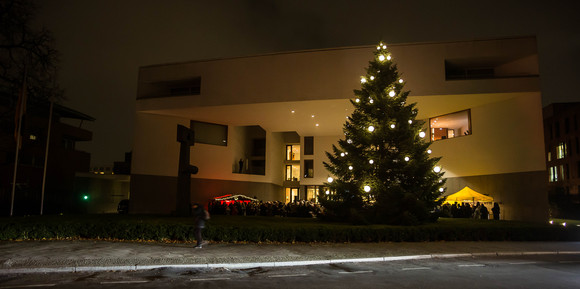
left=285, top=187, right=299, bottom=203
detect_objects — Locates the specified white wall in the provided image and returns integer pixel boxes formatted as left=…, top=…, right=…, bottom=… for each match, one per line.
left=132, top=112, right=189, bottom=177
left=300, top=136, right=340, bottom=186
left=133, top=112, right=284, bottom=185
left=430, top=93, right=545, bottom=178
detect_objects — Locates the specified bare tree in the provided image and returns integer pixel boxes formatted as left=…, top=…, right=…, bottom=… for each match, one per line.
left=0, top=0, right=63, bottom=127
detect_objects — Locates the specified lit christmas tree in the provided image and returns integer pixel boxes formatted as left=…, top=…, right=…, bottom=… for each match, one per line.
left=321, top=42, right=445, bottom=225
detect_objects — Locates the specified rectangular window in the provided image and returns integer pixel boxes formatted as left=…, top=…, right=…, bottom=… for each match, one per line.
left=304, top=136, right=314, bottom=155
left=557, top=142, right=567, bottom=159
left=565, top=118, right=570, bottom=134
left=547, top=151, right=551, bottom=162
left=549, top=166, right=558, bottom=182
left=560, top=165, right=565, bottom=181
left=305, top=185, right=320, bottom=202
left=430, top=110, right=471, bottom=141
left=191, top=120, right=227, bottom=146
left=285, top=188, right=299, bottom=203
left=304, top=160, right=314, bottom=178
left=286, top=145, right=300, bottom=161
left=168, top=77, right=201, bottom=96
left=62, top=137, right=75, bottom=150
left=285, top=165, right=300, bottom=181
left=555, top=121, right=560, bottom=138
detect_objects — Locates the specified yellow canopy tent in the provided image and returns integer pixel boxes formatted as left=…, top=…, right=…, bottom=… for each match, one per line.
left=443, top=186, right=493, bottom=204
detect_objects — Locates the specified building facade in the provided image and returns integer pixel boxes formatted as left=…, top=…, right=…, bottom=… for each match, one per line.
left=131, top=36, right=548, bottom=221
left=0, top=102, right=94, bottom=215
left=544, top=103, right=580, bottom=202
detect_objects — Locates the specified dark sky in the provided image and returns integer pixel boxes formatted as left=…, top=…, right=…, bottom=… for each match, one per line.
left=36, top=0, right=580, bottom=167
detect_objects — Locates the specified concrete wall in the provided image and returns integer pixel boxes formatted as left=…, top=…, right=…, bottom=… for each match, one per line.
left=430, top=93, right=545, bottom=178
left=445, top=171, right=548, bottom=222
left=130, top=174, right=283, bottom=214
left=131, top=111, right=286, bottom=213
left=300, top=136, right=339, bottom=186
left=138, top=37, right=539, bottom=105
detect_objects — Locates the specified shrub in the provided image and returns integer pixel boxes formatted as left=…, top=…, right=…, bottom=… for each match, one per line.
left=1, top=215, right=579, bottom=243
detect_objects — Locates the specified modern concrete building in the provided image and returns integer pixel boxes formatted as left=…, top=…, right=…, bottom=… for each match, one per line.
left=131, top=36, right=547, bottom=221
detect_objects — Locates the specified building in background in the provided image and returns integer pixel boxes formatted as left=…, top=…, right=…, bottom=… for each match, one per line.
left=74, top=152, right=132, bottom=214
left=543, top=102, right=580, bottom=217
left=131, top=36, right=547, bottom=221
left=0, top=101, right=94, bottom=215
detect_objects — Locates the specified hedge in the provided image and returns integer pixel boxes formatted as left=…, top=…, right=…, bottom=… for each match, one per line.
left=1, top=215, right=579, bottom=242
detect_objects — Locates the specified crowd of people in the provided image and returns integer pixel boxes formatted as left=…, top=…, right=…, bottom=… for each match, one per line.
left=438, top=202, right=501, bottom=220
left=208, top=200, right=323, bottom=218
left=207, top=198, right=502, bottom=221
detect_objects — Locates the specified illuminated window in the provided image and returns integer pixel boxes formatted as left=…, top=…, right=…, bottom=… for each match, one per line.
left=286, top=145, right=300, bottom=161
left=547, top=151, right=551, bottom=162
left=285, top=188, right=299, bottom=203
left=305, top=185, right=321, bottom=202
left=557, top=142, right=567, bottom=159
left=549, top=166, right=558, bottom=182
left=430, top=110, right=471, bottom=141
left=285, top=165, right=300, bottom=181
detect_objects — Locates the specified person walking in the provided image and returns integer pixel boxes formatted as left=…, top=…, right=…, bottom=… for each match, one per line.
left=192, top=203, right=210, bottom=248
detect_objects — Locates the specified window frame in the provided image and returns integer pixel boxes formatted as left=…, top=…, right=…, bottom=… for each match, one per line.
left=429, top=109, right=472, bottom=142
left=303, top=159, right=314, bottom=178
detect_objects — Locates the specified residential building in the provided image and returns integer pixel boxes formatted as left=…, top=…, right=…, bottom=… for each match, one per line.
left=131, top=36, right=547, bottom=221
left=0, top=101, right=94, bottom=215
left=544, top=103, right=580, bottom=202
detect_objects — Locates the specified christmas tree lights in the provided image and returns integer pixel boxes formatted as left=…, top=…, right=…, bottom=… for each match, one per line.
left=321, top=41, right=446, bottom=225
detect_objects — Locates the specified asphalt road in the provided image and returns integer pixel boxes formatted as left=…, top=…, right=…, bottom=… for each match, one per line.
left=1, top=254, right=579, bottom=288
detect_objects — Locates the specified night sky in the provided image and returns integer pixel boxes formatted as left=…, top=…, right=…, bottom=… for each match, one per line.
left=35, top=0, right=580, bottom=167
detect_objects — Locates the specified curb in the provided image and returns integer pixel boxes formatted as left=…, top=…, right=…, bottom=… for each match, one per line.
left=2, top=251, right=580, bottom=274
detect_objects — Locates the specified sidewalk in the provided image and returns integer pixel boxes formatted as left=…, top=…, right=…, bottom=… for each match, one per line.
left=1, top=240, right=580, bottom=274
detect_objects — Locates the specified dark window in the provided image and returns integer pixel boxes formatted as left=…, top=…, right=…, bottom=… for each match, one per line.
left=139, top=77, right=201, bottom=99
left=62, top=137, right=75, bottom=150
left=555, top=121, right=560, bottom=138
left=565, top=118, right=570, bottom=134
left=252, top=138, right=266, bottom=156
left=191, top=120, right=227, bottom=146
left=304, top=136, right=314, bottom=155
left=169, top=78, right=201, bottom=96
left=444, top=55, right=538, bottom=81
left=304, top=160, right=314, bottom=178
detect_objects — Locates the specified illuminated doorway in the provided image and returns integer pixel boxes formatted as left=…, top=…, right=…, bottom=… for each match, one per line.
left=285, top=187, right=299, bottom=203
